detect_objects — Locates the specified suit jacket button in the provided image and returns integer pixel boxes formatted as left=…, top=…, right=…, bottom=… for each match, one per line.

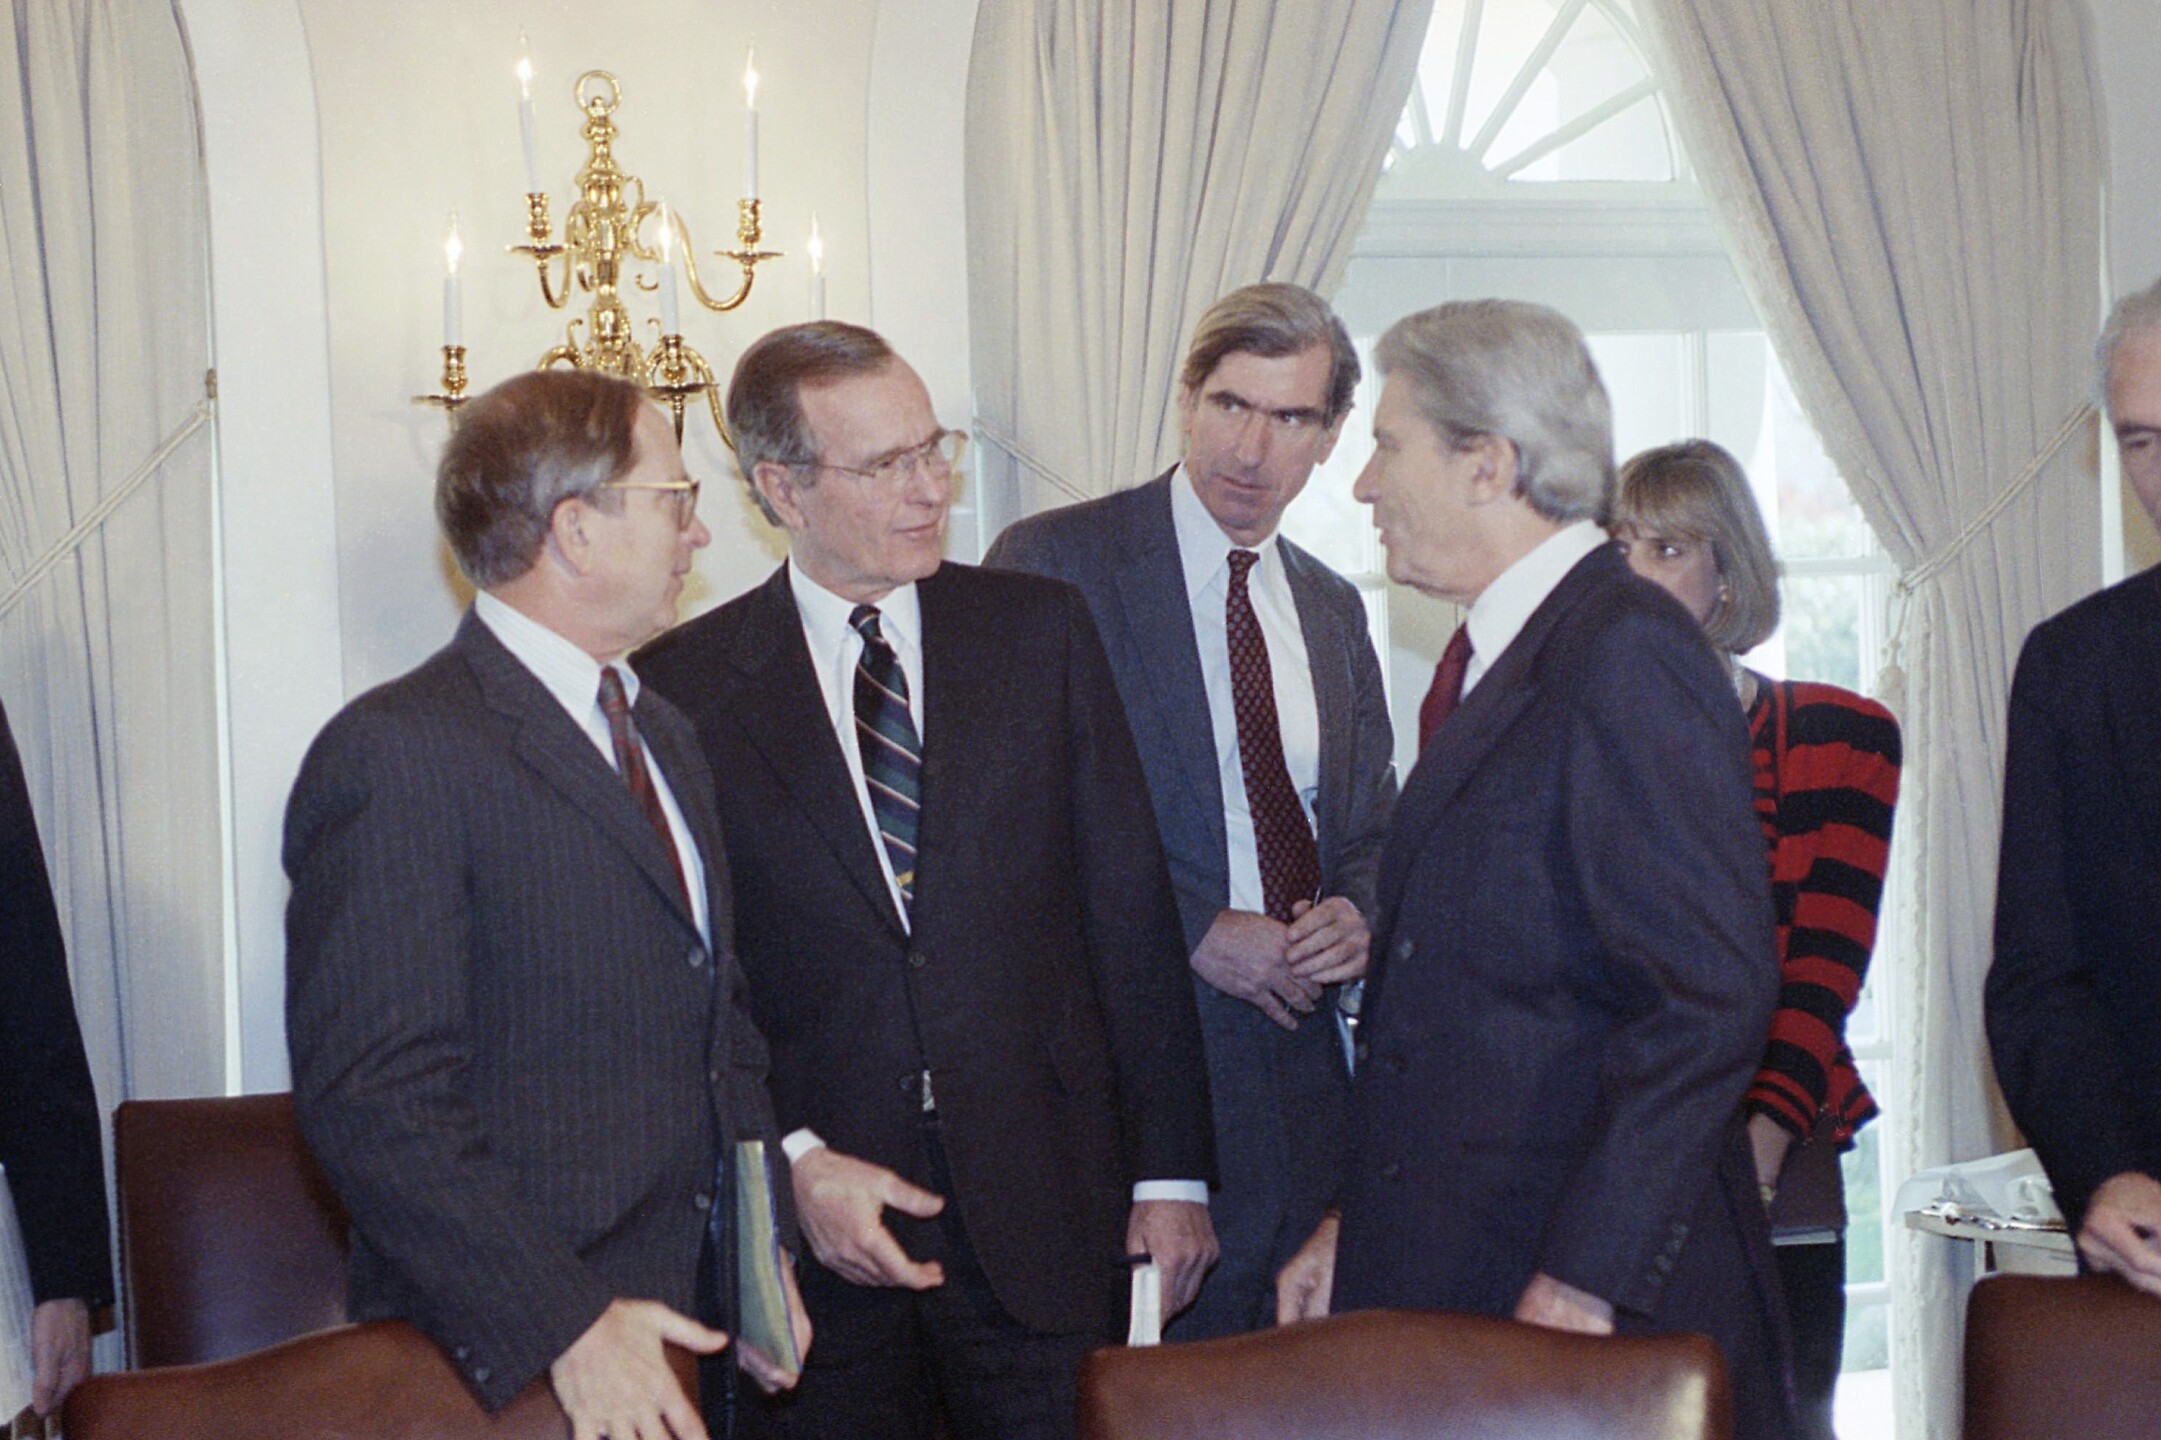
left=899, top=1072, right=917, bottom=1095
left=708, top=1067, right=722, bottom=1084
left=908, top=950, right=929, bottom=970
left=693, top=1190, right=713, bottom=1211
left=1379, top=1161, right=1402, bottom=1181
left=472, top=1366, right=491, bottom=1385
left=687, top=947, right=707, bottom=968
left=1393, top=937, right=1415, bottom=963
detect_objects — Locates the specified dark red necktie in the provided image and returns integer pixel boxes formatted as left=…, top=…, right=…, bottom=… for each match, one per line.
left=1417, top=623, right=1474, bottom=748
left=1226, top=549, right=1322, bottom=923
left=598, top=665, right=692, bottom=913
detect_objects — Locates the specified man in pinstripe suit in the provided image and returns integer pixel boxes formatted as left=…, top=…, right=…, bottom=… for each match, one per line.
left=286, top=371, right=807, bottom=1440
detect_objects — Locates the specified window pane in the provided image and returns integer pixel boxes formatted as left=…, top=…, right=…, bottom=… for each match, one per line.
left=1765, top=573, right=1863, bottom=690
left=1586, top=332, right=1688, bottom=462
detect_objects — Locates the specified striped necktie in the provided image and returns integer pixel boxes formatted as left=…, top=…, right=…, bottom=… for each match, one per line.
left=849, top=605, right=923, bottom=907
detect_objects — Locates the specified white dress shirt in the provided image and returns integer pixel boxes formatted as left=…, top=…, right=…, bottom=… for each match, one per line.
left=472, top=590, right=709, bottom=946
left=1462, top=520, right=1609, bottom=698
left=781, top=562, right=1204, bottom=1204
left=1170, top=465, right=1321, bottom=916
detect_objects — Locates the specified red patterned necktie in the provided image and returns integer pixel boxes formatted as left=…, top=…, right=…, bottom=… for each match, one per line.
left=1417, top=623, right=1474, bottom=748
left=1225, top=549, right=1322, bottom=923
left=598, top=665, right=692, bottom=913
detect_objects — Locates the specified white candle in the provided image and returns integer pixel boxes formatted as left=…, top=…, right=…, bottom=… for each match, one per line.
left=443, top=211, right=464, bottom=348
left=657, top=204, right=682, bottom=335
left=807, top=216, right=826, bottom=320
left=742, top=50, right=760, bottom=199
left=515, top=45, right=541, bottom=195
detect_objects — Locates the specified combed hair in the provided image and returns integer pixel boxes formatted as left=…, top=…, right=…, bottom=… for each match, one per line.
left=436, top=370, right=645, bottom=589
left=727, top=321, right=897, bottom=524
left=2097, top=276, right=2161, bottom=419
left=1613, top=440, right=1781, bottom=654
left=1372, top=300, right=1613, bottom=523
left=1181, top=282, right=1361, bottom=423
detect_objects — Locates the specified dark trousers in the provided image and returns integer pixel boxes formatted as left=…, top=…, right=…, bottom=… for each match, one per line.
left=1774, top=1240, right=1847, bottom=1440
left=738, top=1119, right=1112, bottom=1440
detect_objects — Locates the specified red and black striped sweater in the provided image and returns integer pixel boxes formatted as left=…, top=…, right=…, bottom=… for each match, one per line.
left=1743, top=675, right=1902, bottom=1147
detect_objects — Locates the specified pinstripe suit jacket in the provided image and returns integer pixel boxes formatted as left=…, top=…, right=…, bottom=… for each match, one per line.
left=285, top=611, right=788, bottom=1411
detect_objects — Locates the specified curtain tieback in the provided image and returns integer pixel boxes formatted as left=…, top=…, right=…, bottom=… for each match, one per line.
left=971, top=417, right=1094, bottom=505
left=1875, top=401, right=2095, bottom=716
left=0, top=399, right=214, bottom=623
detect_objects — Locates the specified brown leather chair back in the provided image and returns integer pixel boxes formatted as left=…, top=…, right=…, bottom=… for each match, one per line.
left=1966, top=1273, right=2161, bottom=1440
left=112, top=1093, right=351, bottom=1367
left=1078, top=1309, right=1732, bottom=1440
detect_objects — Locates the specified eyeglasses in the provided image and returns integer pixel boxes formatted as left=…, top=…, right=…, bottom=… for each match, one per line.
left=593, top=477, right=701, bottom=530
left=794, top=429, right=967, bottom=488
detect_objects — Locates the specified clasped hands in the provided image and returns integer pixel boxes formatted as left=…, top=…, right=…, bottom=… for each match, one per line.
left=1191, top=898, right=1369, bottom=1030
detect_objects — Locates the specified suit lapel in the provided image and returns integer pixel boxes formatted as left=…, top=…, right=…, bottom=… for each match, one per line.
left=455, top=612, right=700, bottom=934
left=1111, top=475, right=1228, bottom=846
left=638, top=698, right=730, bottom=946
left=722, top=567, right=908, bottom=940
left=1375, top=547, right=1613, bottom=924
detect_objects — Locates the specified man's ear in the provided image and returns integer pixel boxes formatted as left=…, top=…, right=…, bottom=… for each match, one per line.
left=1462, top=433, right=1519, bottom=505
left=753, top=461, right=807, bottom=530
left=546, top=495, right=592, bottom=574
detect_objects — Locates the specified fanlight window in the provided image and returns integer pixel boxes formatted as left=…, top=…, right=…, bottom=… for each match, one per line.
left=1384, top=0, right=1681, bottom=193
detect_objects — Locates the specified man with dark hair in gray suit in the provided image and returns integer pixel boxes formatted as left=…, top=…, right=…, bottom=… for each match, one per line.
left=285, top=370, right=807, bottom=1440
left=987, top=283, right=1395, bottom=1339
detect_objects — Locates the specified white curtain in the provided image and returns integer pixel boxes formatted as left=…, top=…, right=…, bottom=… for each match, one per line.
left=0, top=0, right=224, bottom=1354
left=965, top=0, right=1431, bottom=533
left=1635, top=3, right=2102, bottom=1435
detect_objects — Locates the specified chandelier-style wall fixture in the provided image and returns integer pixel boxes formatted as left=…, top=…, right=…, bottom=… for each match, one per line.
left=418, top=48, right=821, bottom=446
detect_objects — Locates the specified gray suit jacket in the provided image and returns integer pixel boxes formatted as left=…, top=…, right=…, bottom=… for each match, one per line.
left=285, top=611, right=789, bottom=1410
left=987, top=473, right=1394, bottom=1321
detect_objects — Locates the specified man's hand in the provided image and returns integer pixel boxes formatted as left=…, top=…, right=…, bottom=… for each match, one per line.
left=1274, top=1213, right=1339, bottom=1324
left=549, top=1298, right=728, bottom=1440
left=792, top=1145, right=946, bottom=1289
left=1286, top=897, right=1370, bottom=985
left=735, top=1251, right=814, bottom=1393
left=2077, top=1171, right=2161, bottom=1296
left=1747, top=1112, right=1796, bottom=1195
left=1513, top=1272, right=1614, bottom=1334
left=30, top=1296, right=91, bottom=1415
left=1191, top=909, right=1322, bottom=1030
left=1127, top=1200, right=1218, bottom=1317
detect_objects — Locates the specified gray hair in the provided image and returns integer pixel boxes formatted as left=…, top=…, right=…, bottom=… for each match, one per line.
left=1181, top=282, right=1361, bottom=423
left=726, top=321, right=898, bottom=524
left=1372, top=299, right=1614, bottom=524
left=436, top=369, right=644, bottom=589
left=2097, top=276, right=2161, bottom=419
left=1613, top=440, right=1780, bottom=654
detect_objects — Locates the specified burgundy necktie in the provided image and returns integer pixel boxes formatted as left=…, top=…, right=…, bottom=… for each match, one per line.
left=1225, top=549, right=1322, bottom=923
left=1417, top=623, right=1475, bottom=748
left=598, top=665, right=691, bottom=913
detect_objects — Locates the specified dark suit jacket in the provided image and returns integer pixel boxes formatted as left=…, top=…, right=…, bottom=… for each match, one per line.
left=1988, top=564, right=2161, bottom=1231
left=0, top=697, right=112, bottom=1309
left=1334, top=544, right=1787, bottom=1431
left=985, top=473, right=1394, bottom=1307
left=285, top=612, right=789, bottom=1410
left=635, top=561, right=1215, bottom=1338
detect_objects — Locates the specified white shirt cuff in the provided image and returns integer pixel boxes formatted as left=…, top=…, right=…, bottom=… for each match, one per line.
left=781, top=1128, right=827, bottom=1163
left=1132, top=1180, right=1210, bottom=1205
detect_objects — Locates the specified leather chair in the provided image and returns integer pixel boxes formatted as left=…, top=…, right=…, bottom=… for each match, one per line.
left=1078, top=1309, right=1732, bottom=1440
left=1966, top=1273, right=2161, bottom=1440
left=63, top=1093, right=690, bottom=1440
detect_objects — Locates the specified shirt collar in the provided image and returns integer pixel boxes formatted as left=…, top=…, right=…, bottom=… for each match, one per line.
left=786, top=560, right=923, bottom=659
left=473, top=588, right=634, bottom=715
left=1170, top=462, right=1280, bottom=601
left=1465, top=520, right=1608, bottom=670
